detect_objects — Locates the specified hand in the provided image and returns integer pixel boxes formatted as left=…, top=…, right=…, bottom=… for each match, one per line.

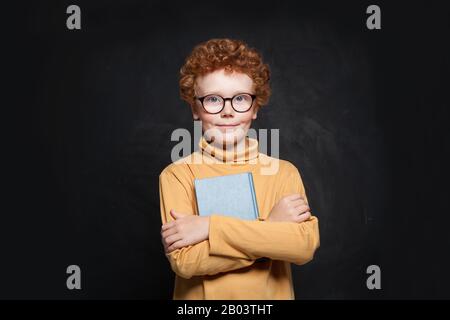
left=161, top=209, right=210, bottom=254
left=266, top=193, right=311, bottom=223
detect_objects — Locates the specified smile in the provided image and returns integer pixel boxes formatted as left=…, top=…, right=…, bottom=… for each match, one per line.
left=216, top=124, right=240, bottom=129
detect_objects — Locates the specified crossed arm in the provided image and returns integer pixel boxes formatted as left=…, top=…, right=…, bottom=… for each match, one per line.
left=159, top=167, right=320, bottom=279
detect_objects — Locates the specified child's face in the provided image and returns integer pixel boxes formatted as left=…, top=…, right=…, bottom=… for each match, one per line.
left=192, top=68, right=258, bottom=146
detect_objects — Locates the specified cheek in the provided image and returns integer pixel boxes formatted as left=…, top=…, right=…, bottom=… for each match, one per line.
left=237, top=114, right=254, bottom=126
left=199, top=114, right=217, bottom=130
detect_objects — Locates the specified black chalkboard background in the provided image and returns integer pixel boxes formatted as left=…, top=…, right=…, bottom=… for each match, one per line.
left=4, top=0, right=449, bottom=299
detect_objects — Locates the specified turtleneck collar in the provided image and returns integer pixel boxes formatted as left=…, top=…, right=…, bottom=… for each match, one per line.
left=198, top=135, right=259, bottom=163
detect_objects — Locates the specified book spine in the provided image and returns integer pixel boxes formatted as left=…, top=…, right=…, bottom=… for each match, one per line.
left=247, top=173, right=259, bottom=219
left=193, top=180, right=201, bottom=216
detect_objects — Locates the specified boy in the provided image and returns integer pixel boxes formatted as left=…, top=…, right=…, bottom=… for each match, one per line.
left=159, top=38, right=320, bottom=299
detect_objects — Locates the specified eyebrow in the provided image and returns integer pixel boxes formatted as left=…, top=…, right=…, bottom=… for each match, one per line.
left=198, top=91, right=254, bottom=97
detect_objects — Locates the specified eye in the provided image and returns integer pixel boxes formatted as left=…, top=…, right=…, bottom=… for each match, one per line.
left=234, top=94, right=251, bottom=102
left=205, top=95, right=221, bottom=103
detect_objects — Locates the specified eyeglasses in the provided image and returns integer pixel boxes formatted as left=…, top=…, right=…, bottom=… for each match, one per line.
left=195, top=93, right=256, bottom=114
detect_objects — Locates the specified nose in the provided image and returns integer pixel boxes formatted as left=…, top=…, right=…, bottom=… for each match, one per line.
left=221, top=99, right=234, bottom=117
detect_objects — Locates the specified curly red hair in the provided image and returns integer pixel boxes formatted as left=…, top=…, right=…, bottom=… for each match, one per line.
left=179, top=38, right=271, bottom=109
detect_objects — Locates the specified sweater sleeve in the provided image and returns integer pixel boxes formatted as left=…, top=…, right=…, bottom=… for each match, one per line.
left=159, top=167, right=256, bottom=279
left=208, top=163, right=320, bottom=265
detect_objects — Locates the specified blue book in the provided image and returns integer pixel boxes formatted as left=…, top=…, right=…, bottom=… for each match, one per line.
left=194, top=172, right=260, bottom=220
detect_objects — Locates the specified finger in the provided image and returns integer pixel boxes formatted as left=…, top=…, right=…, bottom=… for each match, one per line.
left=161, top=234, right=170, bottom=253
left=161, top=226, right=178, bottom=239
left=171, top=209, right=189, bottom=220
left=161, top=221, right=176, bottom=231
left=170, top=209, right=179, bottom=220
left=167, top=239, right=186, bottom=253
left=164, top=233, right=183, bottom=247
left=295, top=211, right=311, bottom=223
left=284, top=193, right=303, bottom=200
left=161, top=234, right=167, bottom=248
left=295, top=204, right=310, bottom=214
left=291, top=198, right=307, bottom=207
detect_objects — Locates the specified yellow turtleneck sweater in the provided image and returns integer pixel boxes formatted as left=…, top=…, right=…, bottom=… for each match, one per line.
left=159, top=136, right=320, bottom=300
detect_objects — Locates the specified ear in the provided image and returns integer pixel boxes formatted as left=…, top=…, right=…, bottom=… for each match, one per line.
left=191, top=104, right=200, bottom=120
left=252, top=106, right=259, bottom=120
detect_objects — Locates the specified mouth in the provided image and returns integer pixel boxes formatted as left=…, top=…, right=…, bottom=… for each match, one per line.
left=216, top=123, right=240, bottom=129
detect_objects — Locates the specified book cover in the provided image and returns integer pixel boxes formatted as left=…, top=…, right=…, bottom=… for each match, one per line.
left=194, top=172, right=260, bottom=220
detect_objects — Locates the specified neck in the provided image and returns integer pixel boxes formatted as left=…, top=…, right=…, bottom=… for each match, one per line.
left=209, top=136, right=246, bottom=152
left=199, top=135, right=259, bottom=163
